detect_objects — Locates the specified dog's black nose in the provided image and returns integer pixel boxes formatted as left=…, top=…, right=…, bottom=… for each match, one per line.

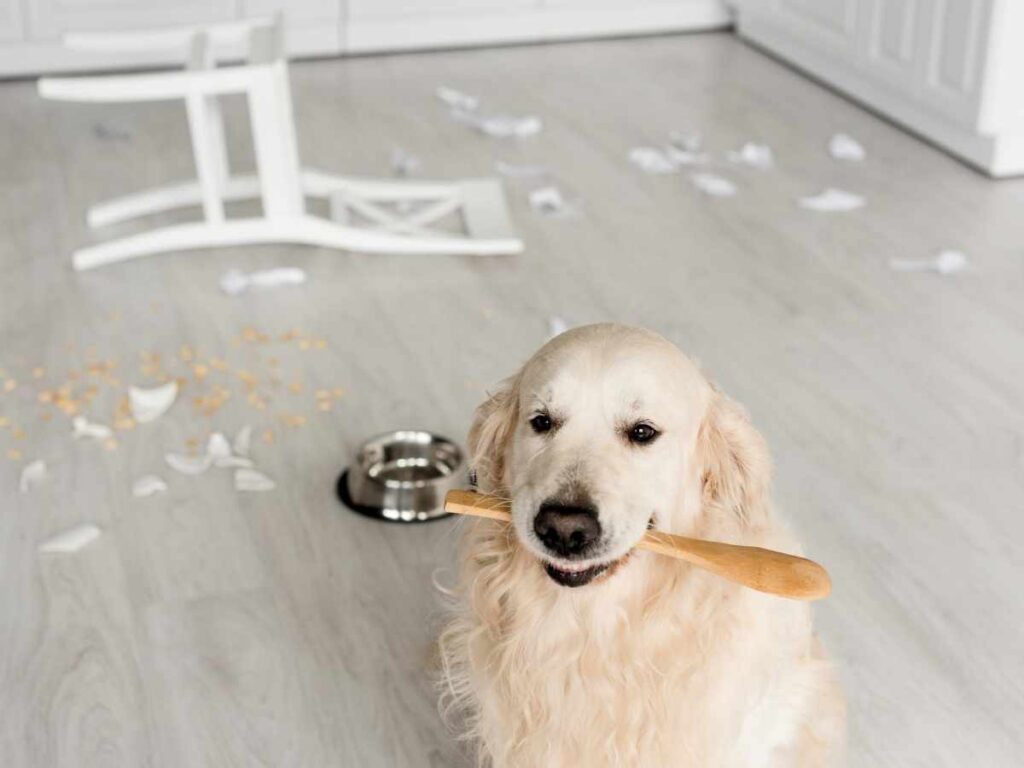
left=533, top=503, right=601, bottom=557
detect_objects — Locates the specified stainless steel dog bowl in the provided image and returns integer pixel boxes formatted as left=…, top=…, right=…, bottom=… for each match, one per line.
left=337, top=430, right=465, bottom=522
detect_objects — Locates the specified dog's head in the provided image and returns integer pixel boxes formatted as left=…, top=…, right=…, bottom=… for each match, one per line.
left=469, top=324, right=770, bottom=588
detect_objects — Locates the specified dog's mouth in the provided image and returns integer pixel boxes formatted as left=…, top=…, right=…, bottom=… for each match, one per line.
left=542, top=555, right=629, bottom=588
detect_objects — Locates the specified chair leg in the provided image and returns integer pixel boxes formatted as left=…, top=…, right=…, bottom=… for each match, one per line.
left=86, top=176, right=262, bottom=228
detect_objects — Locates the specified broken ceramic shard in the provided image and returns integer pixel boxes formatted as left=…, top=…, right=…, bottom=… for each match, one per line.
left=436, top=85, right=479, bottom=112
left=220, top=267, right=307, bottom=296
left=72, top=416, right=113, bottom=440
left=165, top=452, right=213, bottom=475
left=890, top=250, right=968, bottom=275
left=38, top=523, right=101, bottom=554
left=235, top=467, right=276, bottom=492
left=129, top=381, right=178, bottom=423
left=828, top=133, right=865, bottom=162
left=207, top=432, right=232, bottom=461
left=132, top=475, right=168, bottom=498
left=233, top=425, right=253, bottom=458
left=629, top=147, right=677, bottom=175
left=691, top=173, right=737, bottom=197
left=727, top=142, right=774, bottom=169
left=528, top=186, right=579, bottom=218
left=19, top=459, right=47, bottom=493
left=798, top=188, right=865, bottom=212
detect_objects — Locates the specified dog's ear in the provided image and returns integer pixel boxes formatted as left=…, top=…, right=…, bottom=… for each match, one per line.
left=696, top=390, right=772, bottom=526
left=467, top=372, right=522, bottom=495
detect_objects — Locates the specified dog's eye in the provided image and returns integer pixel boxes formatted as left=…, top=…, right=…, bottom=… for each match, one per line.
left=627, top=422, right=659, bottom=445
left=529, top=414, right=553, bottom=434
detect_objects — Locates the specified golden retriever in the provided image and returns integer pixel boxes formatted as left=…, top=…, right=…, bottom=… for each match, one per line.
left=439, top=323, right=845, bottom=767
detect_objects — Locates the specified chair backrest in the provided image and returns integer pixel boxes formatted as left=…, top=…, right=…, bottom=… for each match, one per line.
left=62, top=15, right=284, bottom=70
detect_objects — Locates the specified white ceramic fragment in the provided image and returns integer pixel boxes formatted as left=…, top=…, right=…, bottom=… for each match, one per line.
left=454, top=108, right=542, bottom=138
left=165, top=452, right=213, bottom=475
left=528, top=186, right=579, bottom=218
left=629, top=147, right=677, bottom=175
left=727, top=142, right=774, bottom=169
left=39, top=523, right=101, bottom=554
left=129, top=381, right=178, bottom=423
left=798, top=188, right=865, bottom=212
left=436, top=85, right=478, bottom=111
left=828, top=133, right=865, bottom=161
left=890, top=250, right=968, bottom=275
left=19, top=460, right=47, bottom=493
left=206, top=432, right=232, bottom=461
left=690, top=173, right=737, bottom=197
left=220, top=267, right=307, bottom=296
left=72, top=416, right=113, bottom=440
left=232, top=425, right=253, bottom=458
left=235, top=467, right=276, bottom=492
left=132, top=475, right=168, bottom=498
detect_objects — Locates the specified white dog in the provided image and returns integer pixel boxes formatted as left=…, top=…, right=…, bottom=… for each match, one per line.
left=439, top=324, right=844, bottom=767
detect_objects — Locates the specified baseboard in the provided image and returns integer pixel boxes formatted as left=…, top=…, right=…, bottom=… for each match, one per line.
left=736, top=15, right=1022, bottom=178
left=344, top=3, right=733, bottom=55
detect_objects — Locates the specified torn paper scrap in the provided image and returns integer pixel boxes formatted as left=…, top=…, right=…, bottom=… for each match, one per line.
left=549, top=316, right=571, bottom=339
left=391, top=146, right=420, bottom=177
left=665, top=146, right=708, bottom=166
left=529, top=186, right=580, bottom=218
left=798, top=188, right=864, bottom=212
left=235, top=467, right=276, bottom=492
left=165, top=452, right=213, bottom=475
left=72, top=416, right=113, bottom=441
left=132, top=475, right=168, bottom=498
left=19, top=460, right=47, bottom=493
left=130, top=381, right=178, bottom=423
left=629, top=147, right=677, bottom=175
left=220, top=267, right=307, bottom=296
left=727, top=142, right=774, bottom=169
left=495, top=160, right=548, bottom=178
left=454, top=109, right=542, bottom=138
left=39, top=523, right=101, bottom=554
left=669, top=132, right=702, bottom=153
left=828, top=133, right=865, bottom=162
left=436, top=85, right=479, bottom=112
left=890, top=250, right=968, bottom=275
left=233, top=425, right=253, bottom=458
left=691, top=173, right=737, bottom=197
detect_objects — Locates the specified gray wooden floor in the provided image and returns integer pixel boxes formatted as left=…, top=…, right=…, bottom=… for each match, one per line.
left=2, top=31, right=1023, bottom=767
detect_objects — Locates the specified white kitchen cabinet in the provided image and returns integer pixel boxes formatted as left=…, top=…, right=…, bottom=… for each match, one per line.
left=0, top=0, right=730, bottom=76
left=734, top=0, right=1024, bottom=176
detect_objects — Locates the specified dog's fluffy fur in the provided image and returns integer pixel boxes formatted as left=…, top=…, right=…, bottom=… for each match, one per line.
left=439, top=324, right=844, bottom=767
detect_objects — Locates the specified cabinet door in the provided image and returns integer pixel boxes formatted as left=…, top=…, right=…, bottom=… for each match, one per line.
left=774, top=0, right=861, bottom=56
left=0, top=0, right=23, bottom=40
left=28, top=0, right=236, bottom=40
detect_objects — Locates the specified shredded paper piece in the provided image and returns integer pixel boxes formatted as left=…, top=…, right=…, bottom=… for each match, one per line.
left=132, top=475, right=168, bottom=498
left=528, top=186, right=579, bottom=218
left=629, top=147, right=677, bottom=175
left=391, top=146, right=420, bottom=177
left=19, top=460, right=47, bottom=493
left=130, top=381, right=178, bottom=423
left=495, top=160, right=548, bottom=178
left=727, top=142, right=774, bottom=169
left=220, top=267, right=307, bottom=296
left=549, top=316, right=571, bottom=339
left=436, top=85, right=479, bottom=112
left=798, top=188, right=865, bottom=212
left=165, top=452, right=213, bottom=475
left=890, top=250, right=968, bottom=275
left=72, top=416, right=113, bottom=441
left=453, top=108, right=542, bottom=138
left=669, top=132, right=702, bottom=153
left=691, top=173, right=737, bottom=197
left=828, top=133, right=865, bottom=162
left=39, top=524, right=101, bottom=554
left=235, top=467, right=276, bottom=492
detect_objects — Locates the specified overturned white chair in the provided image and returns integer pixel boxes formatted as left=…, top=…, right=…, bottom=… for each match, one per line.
left=38, top=16, right=523, bottom=271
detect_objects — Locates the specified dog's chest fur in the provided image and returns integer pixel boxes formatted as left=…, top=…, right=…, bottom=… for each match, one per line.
left=442, top=526, right=819, bottom=768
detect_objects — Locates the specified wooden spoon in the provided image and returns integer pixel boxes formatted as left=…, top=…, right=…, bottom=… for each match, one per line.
left=444, top=489, right=831, bottom=601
